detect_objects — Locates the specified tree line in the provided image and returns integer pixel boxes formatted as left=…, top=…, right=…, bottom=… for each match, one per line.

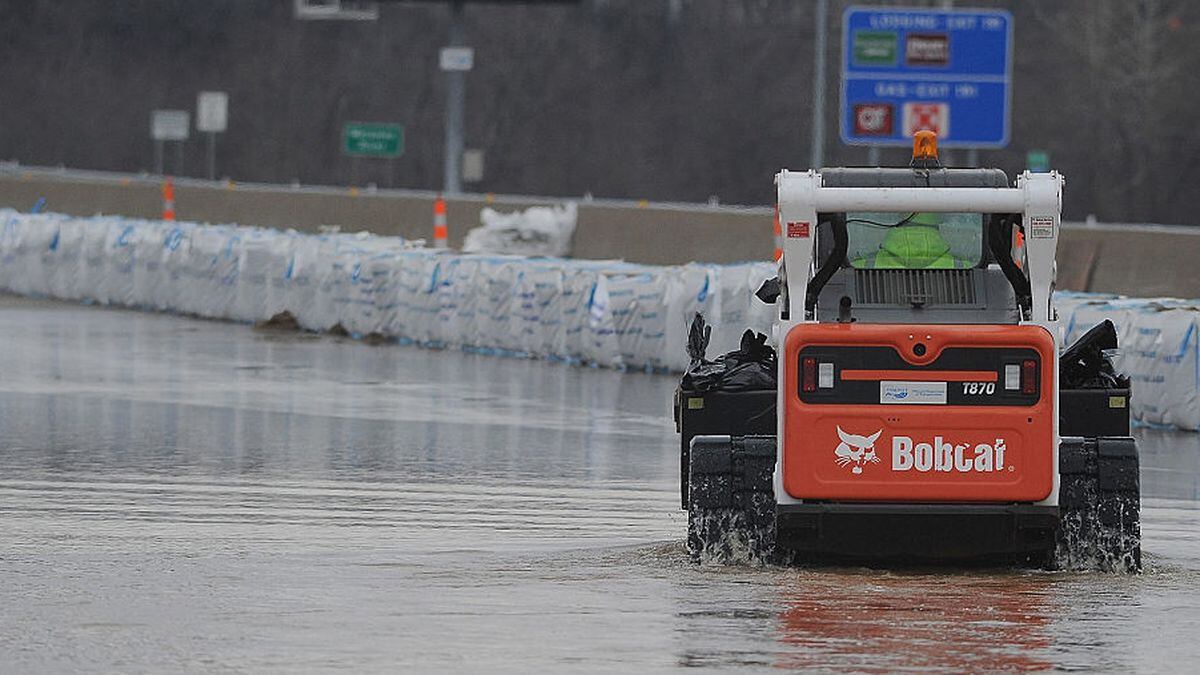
left=0, top=0, right=1196, bottom=224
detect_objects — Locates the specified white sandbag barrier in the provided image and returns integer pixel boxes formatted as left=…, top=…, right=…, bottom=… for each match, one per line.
left=5, top=211, right=1198, bottom=429
left=0, top=210, right=774, bottom=373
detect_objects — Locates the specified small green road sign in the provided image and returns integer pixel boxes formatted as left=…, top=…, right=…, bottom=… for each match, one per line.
left=343, top=123, right=403, bottom=158
left=853, top=31, right=898, bottom=67
left=1026, top=149, right=1050, bottom=173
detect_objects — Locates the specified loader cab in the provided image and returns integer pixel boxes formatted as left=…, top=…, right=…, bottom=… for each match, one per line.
left=803, top=167, right=1033, bottom=325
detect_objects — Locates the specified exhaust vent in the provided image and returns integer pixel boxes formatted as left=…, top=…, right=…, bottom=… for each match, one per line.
left=854, top=269, right=977, bottom=306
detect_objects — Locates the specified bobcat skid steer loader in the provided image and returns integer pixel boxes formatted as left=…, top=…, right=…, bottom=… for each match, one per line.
left=684, top=132, right=1140, bottom=571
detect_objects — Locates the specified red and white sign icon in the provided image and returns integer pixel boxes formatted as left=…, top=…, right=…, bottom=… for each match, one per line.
left=903, top=102, right=950, bottom=138
left=853, top=103, right=893, bottom=136
left=787, top=221, right=810, bottom=238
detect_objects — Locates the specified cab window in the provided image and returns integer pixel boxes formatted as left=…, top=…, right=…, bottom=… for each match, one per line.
left=845, top=212, right=985, bottom=270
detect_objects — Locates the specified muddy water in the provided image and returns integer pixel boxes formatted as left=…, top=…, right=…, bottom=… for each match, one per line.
left=1, top=297, right=1198, bottom=672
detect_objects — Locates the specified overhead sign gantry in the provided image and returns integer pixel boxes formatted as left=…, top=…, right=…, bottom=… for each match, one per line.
left=840, top=6, right=1013, bottom=149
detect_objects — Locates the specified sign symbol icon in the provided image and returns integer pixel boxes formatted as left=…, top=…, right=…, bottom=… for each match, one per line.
left=905, top=34, right=950, bottom=66
left=903, top=102, right=950, bottom=139
left=854, top=104, right=893, bottom=136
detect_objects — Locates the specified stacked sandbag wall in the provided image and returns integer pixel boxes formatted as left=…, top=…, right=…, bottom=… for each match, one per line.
left=0, top=210, right=774, bottom=373
left=4, top=210, right=1197, bottom=430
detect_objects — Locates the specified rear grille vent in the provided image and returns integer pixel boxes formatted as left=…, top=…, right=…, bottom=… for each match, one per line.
left=854, top=269, right=977, bottom=306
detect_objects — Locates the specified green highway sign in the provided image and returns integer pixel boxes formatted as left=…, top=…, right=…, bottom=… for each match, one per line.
left=343, top=123, right=403, bottom=158
left=1026, top=149, right=1050, bottom=173
left=852, top=31, right=898, bottom=67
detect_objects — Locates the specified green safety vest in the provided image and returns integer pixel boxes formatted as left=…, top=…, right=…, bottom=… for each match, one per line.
left=853, top=225, right=966, bottom=270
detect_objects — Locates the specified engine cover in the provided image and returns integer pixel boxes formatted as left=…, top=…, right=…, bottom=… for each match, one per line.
left=782, top=323, right=1055, bottom=503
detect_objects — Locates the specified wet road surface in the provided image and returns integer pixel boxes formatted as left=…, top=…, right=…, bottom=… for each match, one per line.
left=1, top=296, right=1199, bottom=672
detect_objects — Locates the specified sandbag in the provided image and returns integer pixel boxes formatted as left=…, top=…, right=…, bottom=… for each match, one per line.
left=463, top=203, right=577, bottom=257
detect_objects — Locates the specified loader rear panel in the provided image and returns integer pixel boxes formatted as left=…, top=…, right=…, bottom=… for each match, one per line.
left=775, top=503, right=1059, bottom=562
left=783, top=324, right=1056, bottom=503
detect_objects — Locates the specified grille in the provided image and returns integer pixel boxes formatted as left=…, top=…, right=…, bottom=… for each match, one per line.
left=854, top=268, right=977, bottom=306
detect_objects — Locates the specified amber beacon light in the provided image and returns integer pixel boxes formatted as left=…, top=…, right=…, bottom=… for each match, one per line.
left=911, top=130, right=940, bottom=166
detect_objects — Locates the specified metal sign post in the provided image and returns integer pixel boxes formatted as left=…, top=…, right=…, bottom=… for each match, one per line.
left=196, top=91, right=229, bottom=180
left=440, top=0, right=470, bottom=196
left=810, top=0, right=828, bottom=169
left=150, top=110, right=190, bottom=175
left=840, top=7, right=1013, bottom=154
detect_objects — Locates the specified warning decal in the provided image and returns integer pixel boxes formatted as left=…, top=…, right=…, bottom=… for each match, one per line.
left=1029, top=217, right=1054, bottom=239
left=787, top=222, right=811, bottom=238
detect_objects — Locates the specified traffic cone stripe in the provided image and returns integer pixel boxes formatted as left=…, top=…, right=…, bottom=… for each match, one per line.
left=163, top=178, right=176, bottom=221
left=433, top=196, right=448, bottom=247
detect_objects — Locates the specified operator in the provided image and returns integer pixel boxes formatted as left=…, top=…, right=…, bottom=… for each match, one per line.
left=853, top=212, right=965, bottom=269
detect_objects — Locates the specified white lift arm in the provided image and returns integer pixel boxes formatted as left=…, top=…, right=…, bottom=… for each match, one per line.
left=775, top=169, right=1064, bottom=327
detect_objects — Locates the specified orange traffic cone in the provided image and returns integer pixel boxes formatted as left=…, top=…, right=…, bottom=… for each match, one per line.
left=433, top=195, right=448, bottom=248
left=162, top=177, right=176, bottom=221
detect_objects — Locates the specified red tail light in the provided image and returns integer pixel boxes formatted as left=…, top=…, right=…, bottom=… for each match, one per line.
left=1021, top=359, right=1038, bottom=395
left=802, top=357, right=816, bottom=392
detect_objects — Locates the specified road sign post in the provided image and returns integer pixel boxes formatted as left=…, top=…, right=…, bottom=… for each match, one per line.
left=810, top=0, right=829, bottom=169
left=151, top=109, right=190, bottom=175
left=840, top=7, right=1013, bottom=150
left=441, top=0, right=469, bottom=196
left=196, top=91, right=229, bottom=180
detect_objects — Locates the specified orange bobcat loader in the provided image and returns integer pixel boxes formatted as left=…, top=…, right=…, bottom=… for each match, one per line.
left=681, top=133, right=1140, bottom=571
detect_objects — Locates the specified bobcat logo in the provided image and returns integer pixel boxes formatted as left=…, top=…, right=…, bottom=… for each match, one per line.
left=835, top=427, right=883, bottom=475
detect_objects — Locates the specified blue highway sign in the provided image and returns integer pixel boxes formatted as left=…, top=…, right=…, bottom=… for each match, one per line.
left=840, top=6, right=1012, bottom=148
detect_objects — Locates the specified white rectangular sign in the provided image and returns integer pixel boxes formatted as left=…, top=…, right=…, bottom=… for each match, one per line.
left=461, top=148, right=484, bottom=182
left=197, top=91, right=228, bottom=133
left=440, top=46, right=475, bottom=72
left=880, top=381, right=947, bottom=405
left=151, top=109, right=190, bottom=141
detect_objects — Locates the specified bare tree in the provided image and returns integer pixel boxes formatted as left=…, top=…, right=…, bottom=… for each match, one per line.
left=1, top=0, right=1198, bottom=224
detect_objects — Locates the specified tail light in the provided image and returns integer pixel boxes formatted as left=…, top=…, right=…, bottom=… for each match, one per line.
left=802, top=357, right=816, bottom=392
left=1021, top=359, right=1038, bottom=395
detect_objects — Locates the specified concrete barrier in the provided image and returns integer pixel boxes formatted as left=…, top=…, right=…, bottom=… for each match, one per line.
left=0, top=168, right=772, bottom=267
left=2, top=166, right=1198, bottom=297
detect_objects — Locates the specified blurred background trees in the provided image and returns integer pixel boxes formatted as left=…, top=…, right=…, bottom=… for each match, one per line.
left=0, top=0, right=1197, bottom=223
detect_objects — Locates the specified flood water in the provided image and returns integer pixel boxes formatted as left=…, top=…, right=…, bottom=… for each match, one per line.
left=1, top=296, right=1199, bottom=672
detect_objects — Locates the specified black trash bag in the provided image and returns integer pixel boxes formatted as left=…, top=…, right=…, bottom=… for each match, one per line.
left=755, top=276, right=781, bottom=304
left=681, top=313, right=777, bottom=393
left=1060, top=319, right=1128, bottom=389
left=719, top=330, right=777, bottom=392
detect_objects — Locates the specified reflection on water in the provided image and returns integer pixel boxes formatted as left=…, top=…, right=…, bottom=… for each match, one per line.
left=1, top=297, right=1199, bottom=671
left=776, top=571, right=1054, bottom=671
